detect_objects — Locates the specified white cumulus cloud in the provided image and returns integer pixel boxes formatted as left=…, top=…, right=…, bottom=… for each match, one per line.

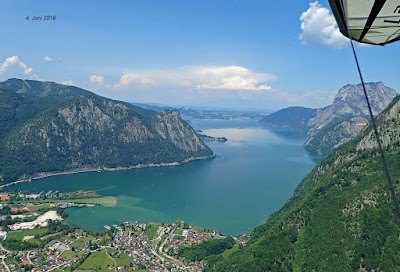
left=89, top=75, right=105, bottom=85
left=113, top=65, right=275, bottom=91
left=114, top=73, right=154, bottom=89
left=299, top=1, right=348, bottom=48
left=0, top=56, right=35, bottom=78
left=191, top=66, right=273, bottom=90
left=44, top=56, right=53, bottom=62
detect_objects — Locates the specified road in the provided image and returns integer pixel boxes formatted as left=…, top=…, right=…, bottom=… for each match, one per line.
left=0, top=255, right=10, bottom=272
left=0, top=244, right=10, bottom=253
left=27, top=251, right=33, bottom=265
left=157, top=226, right=185, bottom=267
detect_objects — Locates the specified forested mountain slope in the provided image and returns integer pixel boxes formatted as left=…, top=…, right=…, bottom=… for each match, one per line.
left=0, top=79, right=213, bottom=182
left=210, top=97, right=400, bottom=271
left=258, top=107, right=317, bottom=135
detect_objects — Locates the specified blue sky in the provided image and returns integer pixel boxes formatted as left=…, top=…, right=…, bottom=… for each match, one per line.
left=1, top=0, right=399, bottom=110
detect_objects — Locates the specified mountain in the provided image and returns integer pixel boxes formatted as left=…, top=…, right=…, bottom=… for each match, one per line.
left=258, top=107, right=317, bottom=134
left=208, top=97, right=400, bottom=272
left=132, top=103, right=267, bottom=120
left=0, top=79, right=213, bottom=183
left=304, top=82, right=397, bottom=156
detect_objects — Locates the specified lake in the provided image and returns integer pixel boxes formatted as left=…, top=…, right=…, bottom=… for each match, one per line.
left=6, top=119, right=316, bottom=235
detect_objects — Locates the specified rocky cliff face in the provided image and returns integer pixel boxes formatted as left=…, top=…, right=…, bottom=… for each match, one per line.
left=152, top=110, right=208, bottom=153
left=357, top=96, right=400, bottom=150
left=305, top=82, right=397, bottom=156
left=0, top=79, right=213, bottom=182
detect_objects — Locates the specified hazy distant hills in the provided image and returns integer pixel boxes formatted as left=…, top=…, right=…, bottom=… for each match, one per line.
left=258, top=106, right=317, bottom=134
left=0, top=79, right=213, bottom=183
left=132, top=103, right=268, bottom=120
left=259, top=82, right=398, bottom=156
left=210, top=96, right=400, bottom=271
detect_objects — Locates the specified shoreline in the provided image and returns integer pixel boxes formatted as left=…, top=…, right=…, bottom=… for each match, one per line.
left=0, top=154, right=215, bottom=189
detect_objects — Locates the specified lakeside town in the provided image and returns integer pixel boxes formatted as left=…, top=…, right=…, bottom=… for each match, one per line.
left=0, top=190, right=248, bottom=272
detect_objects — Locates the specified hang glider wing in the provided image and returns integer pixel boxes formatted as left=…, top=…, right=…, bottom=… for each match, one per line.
left=329, top=0, right=400, bottom=45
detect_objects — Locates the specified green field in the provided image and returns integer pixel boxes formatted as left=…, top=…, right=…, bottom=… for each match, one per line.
left=7, top=228, right=48, bottom=241
left=78, top=249, right=116, bottom=272
left=105, top=247, right=117, bottom=255
left=4, top=258, right=18, bottom=265
left=192, top=225, right=207, bottom=232
left=69, top=234, right=96, bottom=248
left=28, top=203, right=52, bottom=211
left=221, top=244, right=240, bottom=258
left=115, top=252, right=132, bottom=267
left=145, top=223, right=161, bottom=240
left=173, top=228, right=184, bottom=235
left=159, top=234, right=168, bottom=247
left=40, top=231, right=64, bottom=241
left=65, top=190, right=100, bottom=199
left=61, top=250, right=82, bottom=260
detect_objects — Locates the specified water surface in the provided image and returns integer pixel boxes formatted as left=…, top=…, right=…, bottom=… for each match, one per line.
left=7, top=119, right=315, bottom=234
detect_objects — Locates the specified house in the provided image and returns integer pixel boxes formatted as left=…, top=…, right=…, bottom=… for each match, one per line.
left=0, top=195, right=9, bottom=201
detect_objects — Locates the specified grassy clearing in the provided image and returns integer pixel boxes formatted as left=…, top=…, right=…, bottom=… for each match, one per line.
left=145, top=223, right=161, bottom=240
left=66, top=190, right=100, bottom=199
left=59, top=234, right=75, bottom=243
left=78, top=249, right=116, bottom=272
left=159, top=234, right=168, bottom=247
left=115, top=252, right=132, bottom=267
left=173, top=228, right=184, bottom=235
left=28, top=203, right=52, bottom=211
left=5, top=258, right=18, bottom=265
left=7, top=228, right=48, bottom=241
left=61, top=250, right=81, bottom=260
left=106, top=247, right=117, bottom=255
left=40, top=231, right=63, bottom=241
left=69, top=234, right=96, bottom=248
left=192, top=225, right=207, bottom=232
left=221, top=244, right=240, bottom=258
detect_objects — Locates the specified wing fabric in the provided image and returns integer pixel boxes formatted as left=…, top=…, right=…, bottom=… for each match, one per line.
left=329, top=0, right=400, bottom=45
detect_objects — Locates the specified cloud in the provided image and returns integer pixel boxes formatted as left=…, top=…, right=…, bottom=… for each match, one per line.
left=0, top=56, right=36, bottom=78
left=44, top=56, right=53, bottom=62
left=191, top=66, right=273, bottom=90
left=89, top=75, right=105, bottom=85
left=299, top=1, right=348, bottom=48
left=113, top=66, right=275, bottom=91
left=113, top=73, right=154, bottom=89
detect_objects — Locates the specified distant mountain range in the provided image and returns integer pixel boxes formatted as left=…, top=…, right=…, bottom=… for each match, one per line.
left=209, top=93, right=400, bottom=271
left=132, top=103, right=268, bottom=120
left=259, top=82, right=398, bottom=156
left=0, top=79, right=213, bottom=183
left=258, top=107, right=317, bottom=135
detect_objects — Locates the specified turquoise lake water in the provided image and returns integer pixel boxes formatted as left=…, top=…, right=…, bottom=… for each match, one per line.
left=6, top=119, right=316, bottom=235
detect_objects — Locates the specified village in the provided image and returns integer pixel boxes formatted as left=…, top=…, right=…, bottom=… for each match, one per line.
left=0, top=191, right=243, bottom=272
